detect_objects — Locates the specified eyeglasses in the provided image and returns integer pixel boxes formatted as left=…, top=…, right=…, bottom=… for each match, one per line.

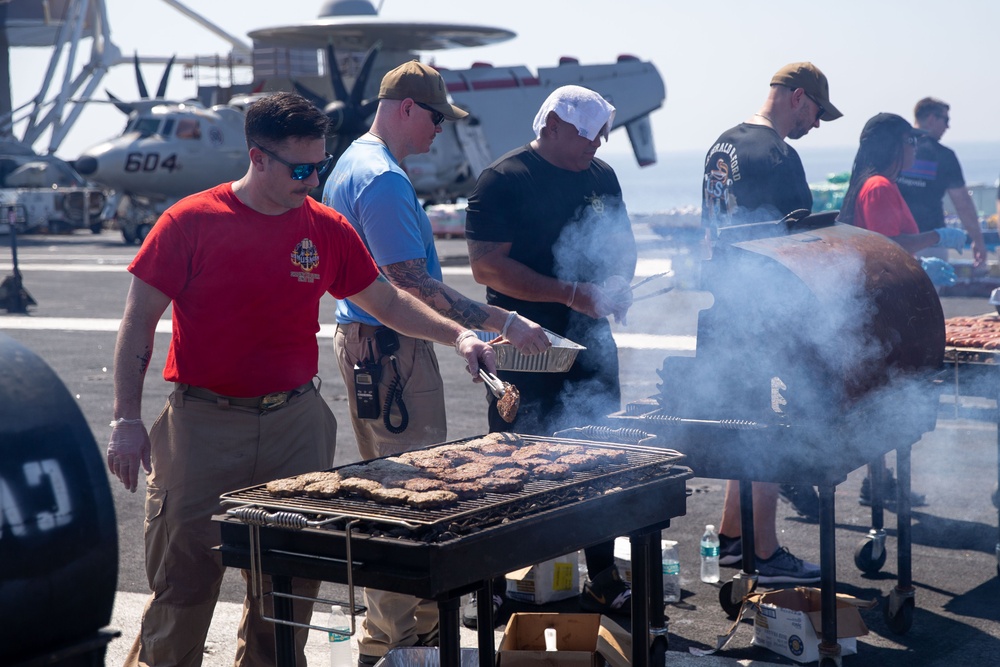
left=251, top=141, right=334, bottom=181
left=802, top=91, right=826, bottom=123
left=415, top=102, right=445, bottom=127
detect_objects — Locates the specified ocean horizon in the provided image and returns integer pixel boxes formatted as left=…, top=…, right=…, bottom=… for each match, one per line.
left=604, top=140, right=1000, bottom=215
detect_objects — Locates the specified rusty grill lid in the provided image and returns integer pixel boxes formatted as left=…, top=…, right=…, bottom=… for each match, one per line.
left=660, top=219, right=944, bottom=419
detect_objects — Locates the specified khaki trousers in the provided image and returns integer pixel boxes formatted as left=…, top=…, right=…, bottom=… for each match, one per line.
left=335, top=323, right=444, bottom=658
left=125, top=383, right=337, bottom=667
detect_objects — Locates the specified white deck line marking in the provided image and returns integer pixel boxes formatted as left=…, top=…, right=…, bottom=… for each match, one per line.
left=0, top=316, right=696, bottom=351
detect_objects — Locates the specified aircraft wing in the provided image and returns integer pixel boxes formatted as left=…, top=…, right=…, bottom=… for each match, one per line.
left=441, top=56, right=665, bottom=167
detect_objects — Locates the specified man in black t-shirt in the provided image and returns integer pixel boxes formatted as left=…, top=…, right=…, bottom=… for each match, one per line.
left=466, top=85, right=636, bottom=620
left=701, top=62, right=843, bottom=584
left=898, top=97, right=986, bottom=266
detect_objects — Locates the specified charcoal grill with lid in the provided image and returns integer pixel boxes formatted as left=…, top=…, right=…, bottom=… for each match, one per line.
left=604, top=215, right=946, bottom=663
left=214, top=435, right=692, bottom=667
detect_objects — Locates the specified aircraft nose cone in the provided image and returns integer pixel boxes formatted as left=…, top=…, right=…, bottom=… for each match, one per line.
left=75, top=155, right=98, bottom=176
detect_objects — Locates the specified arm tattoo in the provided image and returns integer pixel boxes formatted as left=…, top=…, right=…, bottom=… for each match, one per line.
left=468, top=240, right=505, bottom=262
left=137, top=346, right=151, bottom=377
left=384, top=259, right=490, bottom=329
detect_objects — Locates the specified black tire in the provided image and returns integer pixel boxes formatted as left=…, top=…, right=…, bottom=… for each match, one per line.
left=136, top=223, right=152, bottom=243
left=121, top=227, right=137, bottom=245
left=883, top=596, right=914, bottom=635
left=854, top=539, right=887, bottom=574
left=89, top=222, right=103, bottom=234
left=718, top=580, right=742, bottom=619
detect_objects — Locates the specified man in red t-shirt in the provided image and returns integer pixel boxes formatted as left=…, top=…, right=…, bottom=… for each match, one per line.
left=106, top=92, right=495, bottom=667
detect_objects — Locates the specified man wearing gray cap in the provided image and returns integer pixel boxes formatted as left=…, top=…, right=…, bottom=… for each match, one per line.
left=323, top=60, right=548, bottom=666
left=466, top=85, right=636, bottom=618
left=700, top=62, right=843, bottom=582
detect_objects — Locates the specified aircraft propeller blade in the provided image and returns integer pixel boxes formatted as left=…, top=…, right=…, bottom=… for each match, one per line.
left=325, top=43, right=350, bottom=104
left=105, top=90, right=135, bottom=115
left=348, top=41, right=382, bottom=109
left=291, top=81, right=330, bottom=112
left=133, top=53, right=149, bottom=100
left=155, top=55, right=176, bottom=99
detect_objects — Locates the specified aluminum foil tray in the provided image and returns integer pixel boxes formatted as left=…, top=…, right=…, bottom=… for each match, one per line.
left=375, top=648, right=480, bottom=667
left=474, top=328, right=585, bottom=373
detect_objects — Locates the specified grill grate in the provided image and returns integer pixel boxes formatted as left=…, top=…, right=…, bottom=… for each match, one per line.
left=221, top=436, right=682, bottom=540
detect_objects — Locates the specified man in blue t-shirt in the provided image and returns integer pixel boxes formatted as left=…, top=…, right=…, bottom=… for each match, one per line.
left=322, top=60, right=548, bottom=667
left=898, top=97, right=987, bottom=267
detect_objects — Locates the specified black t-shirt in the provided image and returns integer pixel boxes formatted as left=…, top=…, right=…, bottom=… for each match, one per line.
left=897, top=134, right=966, bottom=232
left=701, top=123, right=812, bottom=230
left=465, top=144, right=634, bottom=433
left=465, top=144, right=633, bottom=333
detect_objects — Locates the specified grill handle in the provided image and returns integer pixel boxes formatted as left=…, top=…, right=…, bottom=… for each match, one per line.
left=227, top=506, right=363, bottom=633
left=554, top=425, right=656, bottom=446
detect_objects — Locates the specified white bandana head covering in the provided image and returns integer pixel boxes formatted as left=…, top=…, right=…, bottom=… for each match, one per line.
left=532, top=85, right=616, bottom=141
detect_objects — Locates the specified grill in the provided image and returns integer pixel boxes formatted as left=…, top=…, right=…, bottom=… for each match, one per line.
left=214, top=436, right=692, bottom=667
left=604, top=216, right=945, bottom=661
left=942, top=314, right=1000, bottom=577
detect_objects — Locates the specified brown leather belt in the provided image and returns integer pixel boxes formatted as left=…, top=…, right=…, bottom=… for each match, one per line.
left=181, top=380, right=314, bottom=412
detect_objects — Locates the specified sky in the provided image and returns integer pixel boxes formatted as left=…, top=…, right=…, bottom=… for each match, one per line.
left=9, top=0, right=1000, bottom=163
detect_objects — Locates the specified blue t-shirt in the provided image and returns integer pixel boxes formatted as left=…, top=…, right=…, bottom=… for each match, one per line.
left=322, top=136, right=442, bottom=326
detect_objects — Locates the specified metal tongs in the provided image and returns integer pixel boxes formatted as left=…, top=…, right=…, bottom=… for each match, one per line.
left=630, top=271, right=674, bottom=301
left=479, top=368, right=508, bottom=398
left=479, top=368, right=520, bottom=422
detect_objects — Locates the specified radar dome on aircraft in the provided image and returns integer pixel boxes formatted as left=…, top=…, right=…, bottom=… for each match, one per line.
left=319, top=0, right=378, bottom=17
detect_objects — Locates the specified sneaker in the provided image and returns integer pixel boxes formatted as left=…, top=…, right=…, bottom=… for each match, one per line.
left=859, top=469, right=927, bottom=508
left=756, top=547, right=820, bottom=584
left=718, top=534, right=742, bottom=567
left=461, top=591, right=503, bottom=630
left=579, top=566, right=631, bottom=615
left=778, top=484, right=820, bottom=521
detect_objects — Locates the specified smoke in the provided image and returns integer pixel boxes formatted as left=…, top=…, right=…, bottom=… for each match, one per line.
left=631, top=223, right=946, bottom=478
left=551, top=196, right=632, bottom=285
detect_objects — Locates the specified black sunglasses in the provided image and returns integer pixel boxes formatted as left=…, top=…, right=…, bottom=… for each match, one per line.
left=415, top=102, right=445, bottom=127
left=904, top=135, right=918, bottom=146
left=252, top=141, right=334, bottom=181
left=802, top=91, right=826, bottom=123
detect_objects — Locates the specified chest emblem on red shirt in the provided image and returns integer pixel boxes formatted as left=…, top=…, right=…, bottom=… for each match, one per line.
left=291, top=238, right=320, bottom=272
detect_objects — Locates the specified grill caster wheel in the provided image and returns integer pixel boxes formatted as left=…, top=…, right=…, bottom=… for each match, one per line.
left=883, top=596, right=914, bottom=635
left=854, top=538, right=887, bottom=574
left=818, top=657, right=842, bottom=667
left=718, top=581, right=743, bottom=619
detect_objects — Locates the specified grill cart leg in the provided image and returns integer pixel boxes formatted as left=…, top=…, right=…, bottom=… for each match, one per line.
left=631, top=529, right=668, bottom=667
left=438, top=596, right=462, bottom=667
left=719, top=480, right=757, bottom=618
left=817, top=483, right=841, bottom=665
left=476, top=581, right=496, bottom=667
left=855, top=460, right=888, bottom=574
left=273, top=575, right=297, bottom=667
left=883, top=445, right=915, bottom=635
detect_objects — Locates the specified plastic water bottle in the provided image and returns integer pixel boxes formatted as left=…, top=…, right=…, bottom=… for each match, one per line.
left=328, top=606, right=353, bottom=667
left=662, top=539, right=681, bottom=603
left=700, top=524, right=720, bottom=584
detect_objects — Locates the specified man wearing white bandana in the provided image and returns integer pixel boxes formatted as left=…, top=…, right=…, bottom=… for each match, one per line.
left=465, top=85, right=637, bottom=617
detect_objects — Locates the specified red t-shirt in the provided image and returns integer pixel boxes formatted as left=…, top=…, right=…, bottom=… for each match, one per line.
left=129, top=183, right=380, bottom=396
left=851, top=175, right=919, bottom=237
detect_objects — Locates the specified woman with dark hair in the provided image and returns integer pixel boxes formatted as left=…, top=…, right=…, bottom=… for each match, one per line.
left=839, top=112, right=965, bottom=256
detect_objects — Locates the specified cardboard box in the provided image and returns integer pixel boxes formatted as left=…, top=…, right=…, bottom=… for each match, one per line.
left=505, top=553, right=580, bottom=605
left=497, top=613, right=630, bottom=667
left=750, top=587, right=873, bottom=664
left=612, top=536, right=678, bottom=586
